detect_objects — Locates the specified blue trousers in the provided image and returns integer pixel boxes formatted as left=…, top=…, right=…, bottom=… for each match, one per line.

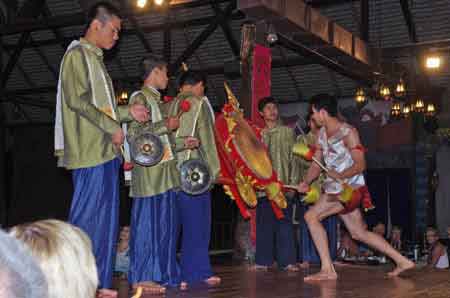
left=129, top=190, right=180, bottom=287
left=255, top=197, right=296, bottom=268
left=69, top=158, right=120, bottom=289
left=178, top=191, right=213, bottom=284
left=298, top=203, right=337, bottom=263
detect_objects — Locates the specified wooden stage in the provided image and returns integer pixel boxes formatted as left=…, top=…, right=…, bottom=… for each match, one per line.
left=114, top=260, right=450, bottom=298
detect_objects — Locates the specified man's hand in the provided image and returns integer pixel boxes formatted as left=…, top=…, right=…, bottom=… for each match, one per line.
left=297, top=181, right=310, bottom=193
left=112, top=128, right=125, bottom=148
left=130, top=104, right=150, bottom=123
left=184, top=137, right=200, bottom=149
left=96, top=289, right=118, bottom=298
left=166, top=117, right=180, bottom=131
left=327, top=169, right=343, bottom=181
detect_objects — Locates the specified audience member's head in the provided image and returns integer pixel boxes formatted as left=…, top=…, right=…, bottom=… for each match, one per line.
left=0, top=229, right=47, bottom=298
left=391, top=226, right=402, bottom=241
left=120, top=225, right=130, bottom=241
left=373, top=222, right=386, bottom=237
left=426, top=227, right=440, bottom=246
left=10, top=220, right=98, bottom=298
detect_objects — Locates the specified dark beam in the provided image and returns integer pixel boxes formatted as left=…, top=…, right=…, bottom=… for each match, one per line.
left=42, top=4, right=71, bottom=50
left=30, top=37, right=58, bottom=79
left=2, top=12, right=245, bottom=50
left=4, top=56, right=316, bottom=97
left=119, top=0, right=153, bottom=53
left=1, top=0, right=233, bottom=35
left=307, top=0, right=357, bottom=8
left=1, top=33, right=31, bottom=88
left=360, top=0, right=369, bottom=42
left=277, top=33, right=374, bottom=86
left=1, top=0, right=47, bottom=88
left=169, top=1, right=236, bottom=73
left=400, top=0, right=417, bottom=43
left=211, top=0, right=240, bottom=57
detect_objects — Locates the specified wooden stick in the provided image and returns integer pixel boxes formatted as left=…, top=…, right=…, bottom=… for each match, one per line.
left=311, top=156, right=328, bottom=172
left=283, top=184, right=298, bottom=190
left=311, top=156, right=346, bottom=185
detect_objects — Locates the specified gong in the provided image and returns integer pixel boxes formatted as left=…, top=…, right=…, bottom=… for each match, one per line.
left=180, top=159, right=212, bottom=195
left=130, top=132, right=164, bottom=167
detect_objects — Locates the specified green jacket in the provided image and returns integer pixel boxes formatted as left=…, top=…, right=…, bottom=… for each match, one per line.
left=172, top=92, right=220, bottom=181
left=127, top=86, right=180, bottom=197
left=262, top=124, right=302, bottom=186
left=57, top=38, right=131, bottom=169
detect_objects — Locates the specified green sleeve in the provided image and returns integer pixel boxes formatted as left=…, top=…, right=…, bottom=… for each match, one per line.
left=117, top=105, right=132, bottom=123
left=61, top=49, right=119, bottom=135
left=126, top=93, right=148, bottom=141
left=196, top=102, right=220, bottom=180
left=127, top=93, right=169, bottom=141
left=287, top=128, right=301, bottom=185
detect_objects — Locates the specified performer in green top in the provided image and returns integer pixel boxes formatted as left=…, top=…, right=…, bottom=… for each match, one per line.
left=172, top=71, right=221, bottom=288
left=252, top=97, right=300, bottom=271
left=126, top=55, right=196, bottom=294
left=54, top=2, right=149, bottom=296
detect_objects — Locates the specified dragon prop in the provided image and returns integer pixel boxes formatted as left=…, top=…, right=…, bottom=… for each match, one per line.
left=215, top=83, right=287, bottom=219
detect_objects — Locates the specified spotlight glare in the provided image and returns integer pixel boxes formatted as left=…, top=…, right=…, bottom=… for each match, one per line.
left=154, top=0, right=164, bottom=5
left=426, top=56, right=441, bottom=69
left=137, top=0, right=147, bottom=8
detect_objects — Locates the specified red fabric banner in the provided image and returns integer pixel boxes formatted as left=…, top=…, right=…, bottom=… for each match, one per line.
left=251, top=44, right=272, bottom=128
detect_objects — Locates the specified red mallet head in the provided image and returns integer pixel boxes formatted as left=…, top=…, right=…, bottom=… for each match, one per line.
left=179, top=99, right=191, bottom=113
left=163, top=95, right=174, bottom=103
left=123, top=161, right=134, bottom=171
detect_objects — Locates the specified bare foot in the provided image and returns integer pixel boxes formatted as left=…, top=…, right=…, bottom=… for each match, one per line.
left=304, top=270, right=338, bottom=281
left=205, top=275, right=221, bottom=285
left=97, top=288, right=118, bottom=298
left=298, top=261, right=310, bottom=269
left=387, top=259, right=415, bottom=277
left=132, top=281, right=166, bottom=295
left=284, top=264, right=300, bottom=272
left=248, top=264, right=268, bottom=271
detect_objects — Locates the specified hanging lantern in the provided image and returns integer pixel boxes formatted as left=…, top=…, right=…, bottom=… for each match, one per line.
left=402, top=105, right=411, bottom=118
left=391, top=102, right=402, bottom=118
left=118, top=90, right=129, bottom=105
left=415, top=99, right=425, bottom=113
left=355, top=88, right=366, bottom=105
left=379, top=84, right=391, bottom=100
left=426, top=103, right=436, bottom=116
left=394, top=78, right=406, bottom=97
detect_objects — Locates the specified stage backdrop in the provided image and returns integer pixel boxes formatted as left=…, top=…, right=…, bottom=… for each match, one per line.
left=365, top=168, right=412, bottom=239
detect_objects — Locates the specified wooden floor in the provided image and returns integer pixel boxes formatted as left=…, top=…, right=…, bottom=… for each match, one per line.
left=115, top=261, right=450, bottom=298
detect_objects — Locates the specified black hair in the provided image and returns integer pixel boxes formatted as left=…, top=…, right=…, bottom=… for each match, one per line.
left=140, top=54, right=167, bottom=81
left=86, top=1, right=121, bottom=26
left=309, top=93, right=338, bottom=117
left=177, top=70, right=206, bottom=90
left=258, top=96, right=278, bottom=112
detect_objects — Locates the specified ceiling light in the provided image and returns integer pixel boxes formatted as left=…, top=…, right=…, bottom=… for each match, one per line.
left=425, top=56, right=441, bottom=69
left=137, top=0, right=147, bottom=8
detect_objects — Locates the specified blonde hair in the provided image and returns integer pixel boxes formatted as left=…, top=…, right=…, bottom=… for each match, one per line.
left=9, top=220, right=98, bottom=298
left=0, top=229, right=47, bottom=298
